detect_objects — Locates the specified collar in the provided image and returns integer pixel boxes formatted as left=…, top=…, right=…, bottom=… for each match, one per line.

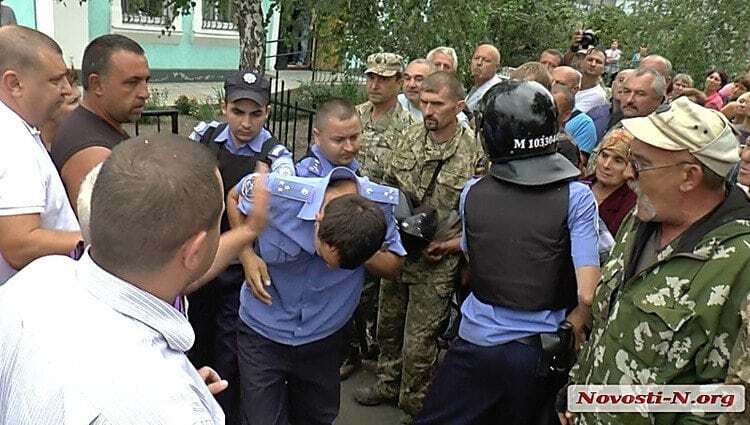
left=311, top=144, right=360, bottom=173
left=473, top=75, right=502, bottom=93
left=214, top=125, right=272, bottom=154
left=297, top=167, right=366, bottom=221
left=78, top=251, right=195, bottom=352
left=0, top=98, right=39, bottom=136
left=417, top=124, right=464, bottom=161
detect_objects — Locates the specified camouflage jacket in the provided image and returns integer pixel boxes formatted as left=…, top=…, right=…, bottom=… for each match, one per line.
left=356, top=101, right=414, bottom=183
left=571, top=186, right=750, bottom=425
left=718, top=294, right=750, bottom=425
left=383, top=122, right=482, bottom=283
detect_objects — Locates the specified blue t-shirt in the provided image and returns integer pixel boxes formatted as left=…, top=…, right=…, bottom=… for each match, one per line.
left=235, top=168, right=405, bottom=346
left=458, top=178, right=600, bottom=347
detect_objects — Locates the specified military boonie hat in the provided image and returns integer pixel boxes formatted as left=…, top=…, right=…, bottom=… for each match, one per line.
left=224, top=70, right=270, bottom=106
left=365, top=53, right=404, bottom=77
left=621, top=97, right=739, bottom=177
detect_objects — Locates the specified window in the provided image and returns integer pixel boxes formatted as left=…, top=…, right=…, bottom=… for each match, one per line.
left=120, top=0, right=167, bottom=26
left=202, top=0, right=237, bottom=31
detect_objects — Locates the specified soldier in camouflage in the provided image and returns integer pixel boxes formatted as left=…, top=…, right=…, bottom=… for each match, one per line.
left=561, top=98, right=750, bottom=425
left=347, top=53, right=415, bottom=377
left=357, top=52, right=415, bottom=183
left=353, top=72, right=483, bottom=422
left=719, top=294, right=750, bottom=425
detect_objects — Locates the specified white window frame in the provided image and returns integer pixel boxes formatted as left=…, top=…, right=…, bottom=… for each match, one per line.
left=192, top=0, right=239, bottom=41
left=111, top=0, right=183, bottom=36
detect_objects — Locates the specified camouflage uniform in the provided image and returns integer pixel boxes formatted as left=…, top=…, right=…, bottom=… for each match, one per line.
left=569, top=186, right=750, bottom=425
left=719, top=295, right=750, bottom=425
left=356, top=101, right=414, bottom=183
left=375, top=122, right=482, bottom=415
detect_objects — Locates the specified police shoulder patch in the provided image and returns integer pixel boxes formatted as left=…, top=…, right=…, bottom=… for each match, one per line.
left=269, top=175, right=316, bottom=203
left=307, top=158, right=322, bottom=176
left=361, top=181, right=400, bottom=205
left=240, top=174, right=257, bottom=199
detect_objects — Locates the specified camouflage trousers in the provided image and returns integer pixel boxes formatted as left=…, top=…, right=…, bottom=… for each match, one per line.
left=375, top=277, right=453, bottom=416
left=718, top=312, right=750, bottom=425
left=344, top=273, right=380, bottom=360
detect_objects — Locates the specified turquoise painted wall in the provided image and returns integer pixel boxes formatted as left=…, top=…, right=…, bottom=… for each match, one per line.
left=87, top=0, right=276, bottom=71
left=3, top=0, right=36, bottom=28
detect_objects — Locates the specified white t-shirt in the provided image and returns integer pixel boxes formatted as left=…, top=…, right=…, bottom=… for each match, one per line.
left=0, top=253, right=224, bottom=424
left=0, top=101, right=79, bottom=284
left=575, top=85, right=608, bottom=113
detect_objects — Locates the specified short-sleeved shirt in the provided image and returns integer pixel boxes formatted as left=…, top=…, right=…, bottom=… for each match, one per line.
left=575, top=85, right=608, bottom=113
left=51, top=106, right=129, bottom=171
left=565, top=110, right=598, bottom=154
left=0, top=101, right=80, bottom=284
left=458, top=178, right=600, bottom=347
left=235, top=170, right=406, bottom=346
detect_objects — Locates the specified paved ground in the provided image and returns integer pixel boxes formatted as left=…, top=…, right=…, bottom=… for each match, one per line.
left=336, top=362, right=404, bottom=425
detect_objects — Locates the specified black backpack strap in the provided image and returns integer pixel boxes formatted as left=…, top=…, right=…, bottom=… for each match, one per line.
left=420, top=160, right=446, bottom=205
left=199, top=122, right=228, bottom=157
left=568, top=109, right=583, bottom=121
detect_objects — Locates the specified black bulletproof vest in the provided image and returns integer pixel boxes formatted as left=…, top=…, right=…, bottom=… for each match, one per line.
left=199, top=124, right=276, bottom=232
left=464, top=176, right=577, bottom=311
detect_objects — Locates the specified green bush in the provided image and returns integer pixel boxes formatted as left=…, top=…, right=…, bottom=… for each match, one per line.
left=294, top=75, right=367, bottom=111
left=174, top=95, right=199, bottom=115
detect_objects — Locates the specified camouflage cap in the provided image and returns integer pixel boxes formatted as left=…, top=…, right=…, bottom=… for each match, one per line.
left=365, top=53, right=404, bottom=77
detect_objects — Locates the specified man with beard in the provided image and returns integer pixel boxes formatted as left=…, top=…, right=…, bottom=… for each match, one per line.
left=52, top=34, right=150, bottom=211
left=354, top=71, right=483, bottom=423
left=559, top=97, right=750, bottom=425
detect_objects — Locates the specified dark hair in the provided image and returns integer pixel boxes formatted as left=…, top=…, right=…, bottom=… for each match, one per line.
left=735, top=75, right=750, bottom=91
left=81, top=34, right=145, bottom=90
left=0, top=26, right=63, bottom=74
left=89, top=134, right=222, bottom=275
left=318, top=193, right=387, bottom=269
left=586, top=47, right=607, bottom=62
left=421, top=71, right=466, bottom=101
left=706, top=69, right=729, bottom=89
left=65, top=67, right=79, bottom=86
left=700, top=162, right=725, bottom=191
left=315, top=97, right=359, bottom=129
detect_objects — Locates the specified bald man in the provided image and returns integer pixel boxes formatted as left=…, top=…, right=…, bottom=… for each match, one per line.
left=639, top=54, right=672, bottom=86
left=465, top=44, right=502, bottom=113
left=551, top=67, right=598, bottom=156
left=0, top=26, right=81, bottom=284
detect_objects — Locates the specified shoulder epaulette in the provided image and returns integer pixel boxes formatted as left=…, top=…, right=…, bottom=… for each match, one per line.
left=361, top=181, right=399, bottom=205
left=269, top=175, right=316, bottom=203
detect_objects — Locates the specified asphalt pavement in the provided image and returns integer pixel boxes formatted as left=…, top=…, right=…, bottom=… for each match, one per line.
left=335, top=362, right=404, bottom=425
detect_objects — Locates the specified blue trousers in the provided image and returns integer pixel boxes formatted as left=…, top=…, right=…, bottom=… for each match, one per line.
left=414, top=336, right=554, bottom=425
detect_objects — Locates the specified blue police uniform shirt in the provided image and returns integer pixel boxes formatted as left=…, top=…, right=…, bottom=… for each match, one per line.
left=235, top=168, right=406, bottom=346
left=190, top=121, right=295, bottom=174
left=295, top=144, right=360, bottom=177
left=565, top=111, right=598, bottom=154
left=458, top=178, right=600, bottom=347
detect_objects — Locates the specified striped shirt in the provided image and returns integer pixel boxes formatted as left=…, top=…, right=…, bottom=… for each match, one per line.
left=0, top=253, right=224, bottom=425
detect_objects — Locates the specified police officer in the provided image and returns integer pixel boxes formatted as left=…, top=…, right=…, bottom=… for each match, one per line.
left=227, top=167, right=406, bottom=425
left=186, top=69, right=289, bottom=425
left=413, top=80, right=601, bottom=425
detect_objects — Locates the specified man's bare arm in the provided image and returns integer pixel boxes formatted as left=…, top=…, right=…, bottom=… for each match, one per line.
left=0, top=214, right=81, bottom=269
left=60, top=146, right=112, bottom=213
left=365, top=251, right=405, bottom=281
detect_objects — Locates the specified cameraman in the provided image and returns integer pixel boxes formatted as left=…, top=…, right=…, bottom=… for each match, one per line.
left=413, top=80, right=601, bottom=425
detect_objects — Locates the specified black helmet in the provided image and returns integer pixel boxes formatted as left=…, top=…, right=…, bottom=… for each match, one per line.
left=477, top=80, right=580, bottom=186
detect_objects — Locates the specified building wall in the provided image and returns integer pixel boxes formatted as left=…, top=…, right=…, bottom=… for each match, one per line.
left=87, top=0, right=278, bottom=77
left=3, top=0, right=35, bottom=27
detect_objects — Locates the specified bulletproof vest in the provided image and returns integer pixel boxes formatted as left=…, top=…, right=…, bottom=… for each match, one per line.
left=464, top=177, right=577, bottom=311
left=199, top=123, right=277, bottom=232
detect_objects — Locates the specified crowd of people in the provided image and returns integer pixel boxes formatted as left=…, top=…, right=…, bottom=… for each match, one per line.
left=0, top=21, right=750, bottom=425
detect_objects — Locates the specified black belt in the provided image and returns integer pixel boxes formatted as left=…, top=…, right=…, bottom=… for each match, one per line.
left=514, top=334, right=541, bottom=346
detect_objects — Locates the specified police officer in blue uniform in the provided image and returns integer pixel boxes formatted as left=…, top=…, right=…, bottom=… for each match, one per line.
left=186, top=69, right=291, bottom=425
left=226, top=167, right=405, bottom=425
left=414, top=80, right=602, bottom=425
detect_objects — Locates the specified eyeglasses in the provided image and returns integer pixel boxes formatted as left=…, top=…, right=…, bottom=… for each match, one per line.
left=629, top=159, right=697, bottom=179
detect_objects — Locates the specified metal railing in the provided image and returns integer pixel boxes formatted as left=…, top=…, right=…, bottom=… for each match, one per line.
left=121, top=0, right=167, bottom=26
left=265, top=70, right=315, bottom=161
left=133, top=109, right=180, bottom=136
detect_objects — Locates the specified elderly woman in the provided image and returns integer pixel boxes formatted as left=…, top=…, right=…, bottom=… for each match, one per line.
left=668, top=73, right=694, bottom=102
left=583, top=128, right=637, bottom=235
